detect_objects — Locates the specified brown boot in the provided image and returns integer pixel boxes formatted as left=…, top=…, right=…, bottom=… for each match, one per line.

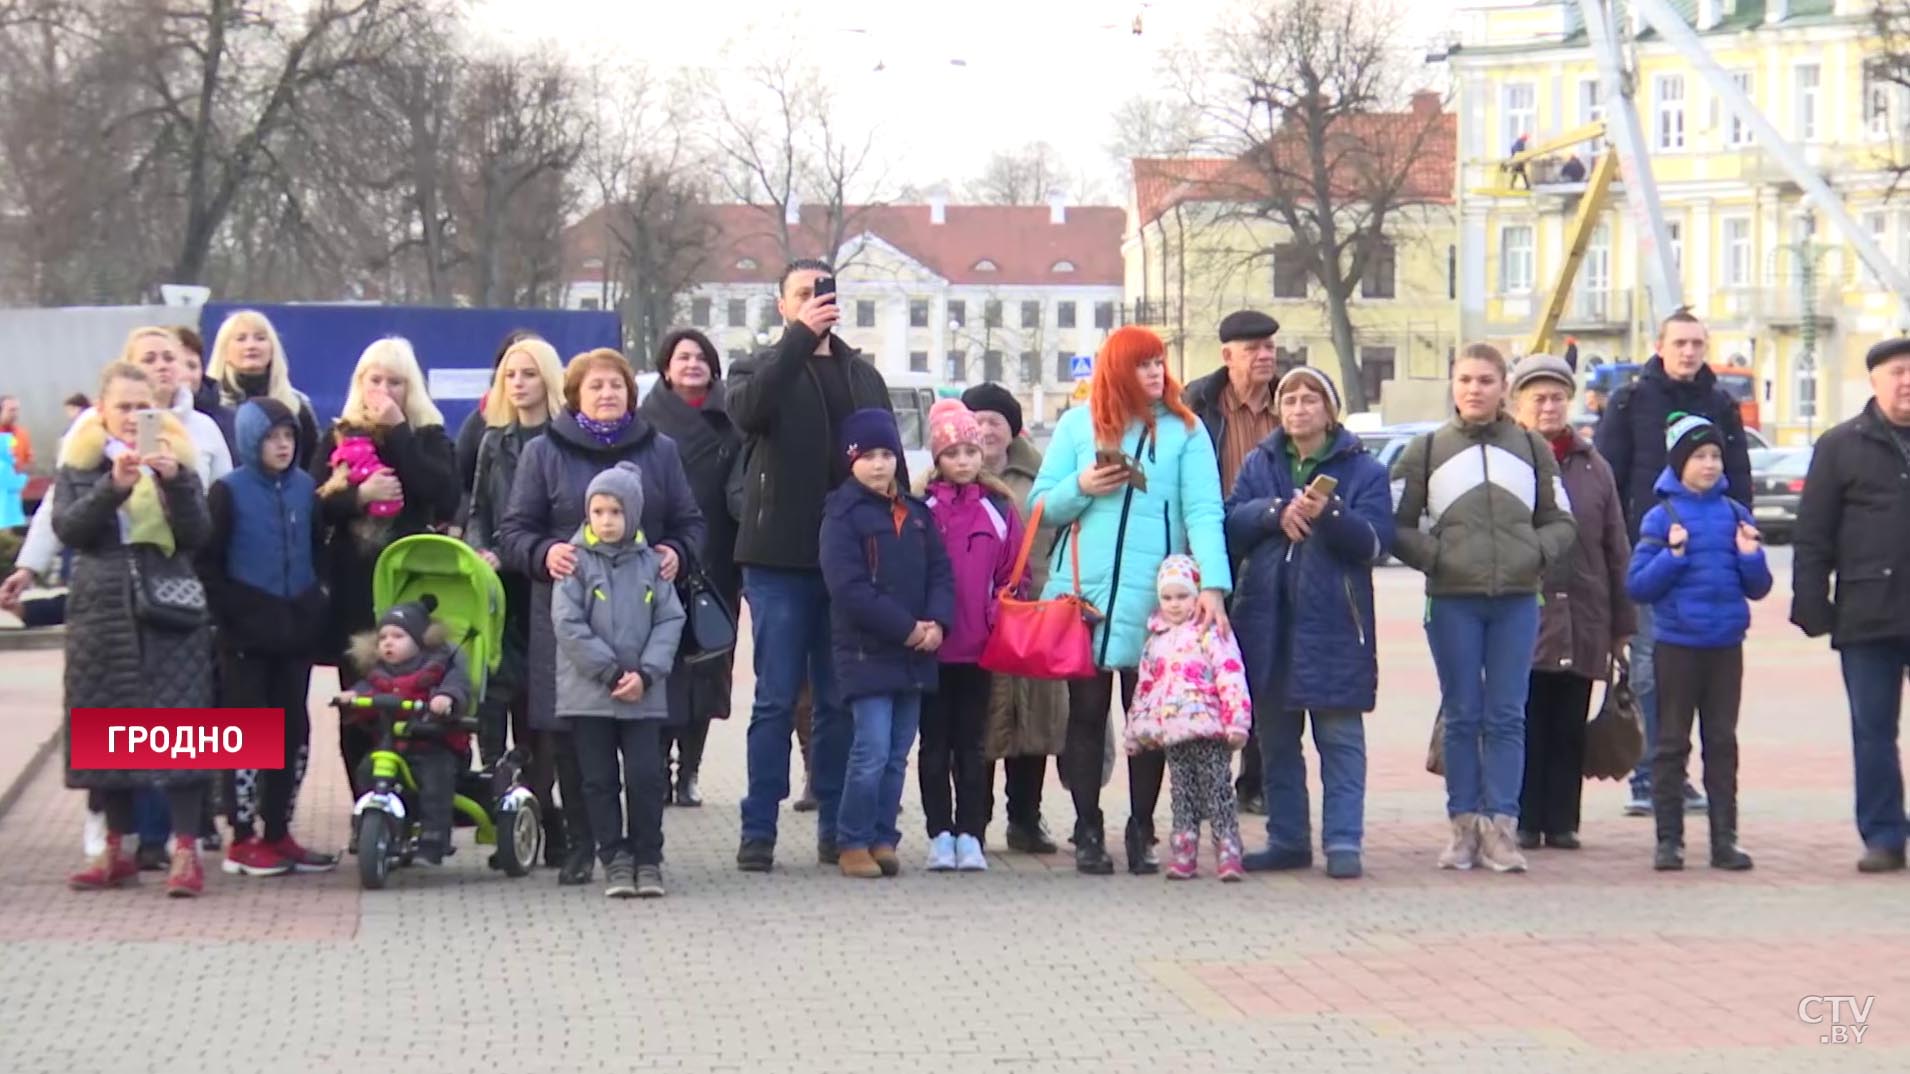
left=68, top=833, right=137, bottom=891
left=838, top=847, right=882, bottom=879
left=870, top=844, right=900, bottom=877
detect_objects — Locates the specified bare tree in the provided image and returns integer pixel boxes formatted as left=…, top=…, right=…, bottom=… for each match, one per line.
left=706, top=50, right=890, bottom=270
left=584, top=68, right=720, bottom=356
left=1157, top=0, right=1450, bottom=412
left=1874, top=1, right=1910, bottom=194
left=965, top=142, right=1076, bottom=205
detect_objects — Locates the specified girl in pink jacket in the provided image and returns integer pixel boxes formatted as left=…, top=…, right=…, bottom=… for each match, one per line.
left=917, top=399, right=1023, bottom=872
left=1126, top=555, right=1253, bottom=880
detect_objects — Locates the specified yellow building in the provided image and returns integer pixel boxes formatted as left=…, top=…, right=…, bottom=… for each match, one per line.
left=1453, top=0, right=1909, bottom=444
left=1125, top=94, right=1461, bottom=418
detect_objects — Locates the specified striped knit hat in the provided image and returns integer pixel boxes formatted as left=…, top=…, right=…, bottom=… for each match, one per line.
left=1665, top=411, right=1722, bottom=479
left=1276, top=366, right=1342, bottom=419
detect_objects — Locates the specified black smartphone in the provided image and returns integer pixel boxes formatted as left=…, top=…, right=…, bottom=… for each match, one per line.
left=814, top=275, right=836, bottom=304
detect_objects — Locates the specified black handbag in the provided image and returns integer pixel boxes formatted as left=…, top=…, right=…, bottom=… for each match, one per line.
left=128, top=546, right=209, bottom=632
left=676, top=561, right=736, bottom=666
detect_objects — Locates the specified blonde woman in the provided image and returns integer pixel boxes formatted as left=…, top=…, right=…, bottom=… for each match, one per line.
left=463, top=335, right=564, bottom=856
left=208, top=309, right=320, bottom=468
left=312, top=337, right=459, bottom=786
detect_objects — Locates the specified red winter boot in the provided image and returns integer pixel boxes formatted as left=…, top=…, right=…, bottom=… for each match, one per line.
left=1165, top=830, right=1199, bottom=880
left=69, top=833, right=138, bottom=891
left=166, top=836, right=205, bottom=898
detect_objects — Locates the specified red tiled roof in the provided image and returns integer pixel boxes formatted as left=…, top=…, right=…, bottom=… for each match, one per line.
left=1132, top=102, right=1457, bottom=227
left=565, top=203, right=1125, bottom=288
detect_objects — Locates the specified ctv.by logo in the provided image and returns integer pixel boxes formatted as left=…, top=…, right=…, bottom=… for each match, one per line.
left=1798, top=995, right=1875, bottom=1045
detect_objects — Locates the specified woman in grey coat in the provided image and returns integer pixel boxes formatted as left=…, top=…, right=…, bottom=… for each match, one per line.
left=59, top=362, right=216, bottom=898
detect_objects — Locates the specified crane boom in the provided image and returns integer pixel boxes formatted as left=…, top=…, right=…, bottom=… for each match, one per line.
left=1527, top=149, right=1620, bottom=355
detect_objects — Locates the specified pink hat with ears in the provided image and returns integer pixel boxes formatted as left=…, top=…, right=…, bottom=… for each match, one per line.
left=928, top=398, right=982, bottom=460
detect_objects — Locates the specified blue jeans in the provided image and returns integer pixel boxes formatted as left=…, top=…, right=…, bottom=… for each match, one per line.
left=1841, top=640, right=1910, bottom=852
left=1427, top=595, right=1540, bottom=818
left=1259, top=706, right=1367, bottom=853
left=739, top=567, right=851, bottom=845
left=837, top=692, right=923, bottom=851
left=133, top=788, right=171, bottom=848
left=1628, top=604, right=1662, bottom=793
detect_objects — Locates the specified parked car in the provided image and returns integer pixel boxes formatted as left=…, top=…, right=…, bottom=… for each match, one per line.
left=1358, top=422, right=1441, bottom=566
left=1749, top=447, right=1811, bottom=544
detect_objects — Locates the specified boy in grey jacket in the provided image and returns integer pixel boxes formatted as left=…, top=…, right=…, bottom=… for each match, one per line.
left=552, top=461, right=686, bottom=898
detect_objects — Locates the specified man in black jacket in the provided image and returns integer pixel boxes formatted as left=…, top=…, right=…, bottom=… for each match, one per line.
left=1595, top=309, right=1754, bottom=817
left=728, top=258, right=898, bottom=872
left=1792, top=337, right=1910, bottom=873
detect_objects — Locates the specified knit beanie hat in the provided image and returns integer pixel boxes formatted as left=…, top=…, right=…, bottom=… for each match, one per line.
left=1276, top=366, right=1343, bottom=419
left=960, top=382, right=1023, bottom=438
left=928, top=399, right=982, bottom=460
left=841, top=407, right=903, bottom=464
left=1156, top=554, right=1201, bottom=599
left=1509, top=353, right=1577, bottom=395
left=380, top=594, right=438, bottom=651
left=1665, top=411, right=1722, bottom=479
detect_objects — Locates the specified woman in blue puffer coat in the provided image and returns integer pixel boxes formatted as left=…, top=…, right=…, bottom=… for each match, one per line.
left=1028, top=326, right=1232, bottom=876
left=1224, top=368, right=1394, bottom=881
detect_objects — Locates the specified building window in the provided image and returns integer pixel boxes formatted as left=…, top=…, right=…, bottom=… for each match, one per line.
left=1021, top=301, right=1041, bottom=329
left=1727, top=71, right=1754, bottom=146
left=909, top=299, right=929, bottom=328
left=1578, top=78, right=1606, bottom=153
left=1360, top=239, right=1396, bottom=299
left=1795, top=63, right=1821, bottom=142
left=1094, top=301, right=1115, bottom=329
left=1057, top=301, right=1076, bottom=328
left=974, top=259, right=998, bottom=272
left=1052, top=260, right=1076, bottom=273
left=1499, top=226, right=1534, bottom=293
left=1723, top=217, right=1752, bottom=287
left=1447, top=244, right=1456, bottom=300
left=727, top=298, right=748, bottom=326
left=984, top=300, right=1003, bottom=328
left=1276, top=345, right=1309, bottom=374
left=1502, top=82, right=1535, bottom=155
left=1577, top=223, right=1610, bottom=320
left=1272, top=243, right=1308, bottom=299
left=1864, top=211, right=1889, bottom=287
left=690, top=297, right=711, bottom=327
left=982, top=351, right=1004, bottom=382
left=909, top=350, right=929, bottom=373
left=1020, top=351, right=1040, bottom=383
left=945, top=351, right=966, bottom=382
left=1655, top=74, right=1685, bottom=150
left=1359, top=346, right=1396, bottom=411
left=856, top=300, right=875, bottom=328
left=579, top=297, right=600, bottom=311
left=736, top=257, right=758, bottom=271
left=948, top=300, right=966, bottom=327
left=1865, top=62, right=1901, bottom=139
left=1055, top=352, right=1072, bottom=381
left=1665, top=220, right=1684, bottom=287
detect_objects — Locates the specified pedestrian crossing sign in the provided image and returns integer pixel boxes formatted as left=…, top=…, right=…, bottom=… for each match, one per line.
left=1069, top=355, right=1093, bottom=380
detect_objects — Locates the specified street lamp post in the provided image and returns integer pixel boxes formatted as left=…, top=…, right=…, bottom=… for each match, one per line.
left=1786, top=208, right=1831, bottom=442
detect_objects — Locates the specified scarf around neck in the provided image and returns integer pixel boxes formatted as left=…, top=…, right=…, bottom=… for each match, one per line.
left=573, top=409, right=633, bottom=446
left=103, top=438, right=175, bottom=556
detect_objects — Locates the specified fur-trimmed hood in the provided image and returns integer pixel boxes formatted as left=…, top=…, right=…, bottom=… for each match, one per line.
left=59, top=409, right=199, bottom=471
left=347, top=620, right=450, bottom=673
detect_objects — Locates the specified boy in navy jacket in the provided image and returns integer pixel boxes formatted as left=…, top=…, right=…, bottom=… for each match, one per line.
left=1627, top=413, right=1773, bottom=872
left=818, top=409, right=954, bottom=880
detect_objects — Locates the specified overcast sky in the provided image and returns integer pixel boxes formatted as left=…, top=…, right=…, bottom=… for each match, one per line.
left=475, top=0, right=1452, bottom=203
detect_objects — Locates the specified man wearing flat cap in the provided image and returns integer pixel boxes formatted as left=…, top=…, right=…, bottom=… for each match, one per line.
left=1182, top=309, right=1281, bottom=813
left=1792, top=336, right=1910, bottom=874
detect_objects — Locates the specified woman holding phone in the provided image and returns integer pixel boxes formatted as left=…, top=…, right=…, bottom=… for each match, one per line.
left=313, top=338, right=459, bottom=787
left=1224, top=369, right=1394, bottom=880
left=1027, top=326, right=1232, bottom=875
left=1389, top=343, right=1578, bottom=874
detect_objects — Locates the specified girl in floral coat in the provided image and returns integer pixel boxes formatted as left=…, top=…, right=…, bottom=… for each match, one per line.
left=1125, top=555, right=1253, bottom=880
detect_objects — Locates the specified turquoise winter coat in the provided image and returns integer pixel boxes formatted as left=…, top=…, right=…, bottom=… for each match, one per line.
left=1028, top=403, right=1232, bottom=670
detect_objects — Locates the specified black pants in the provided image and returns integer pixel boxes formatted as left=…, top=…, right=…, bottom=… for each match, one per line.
left=1653, top=643, right=1743, bottom=846
left=660, top=717, right=711, bottom=781
left=476, top=682, right=532, bottom=769
left=1000, top=755, right=1055, bottom=827
left=550, top=729, right=592, bottom=852
left=353, top=746, right=456, bottom=849
left=1064, top=669, right=1161, bottom=836
left=93, top=785, right=203, bottom=839
left=1519, top=669, right=1594, bottom=838
left=337, top=661, right=374, bottom=794
left=569, top=717, right=665, bottom=866
left=222, top=651, right=313, bottom=843
left=919, top=663, right=991, bottom=838
left=1236, top=725, right=1264, bottom=801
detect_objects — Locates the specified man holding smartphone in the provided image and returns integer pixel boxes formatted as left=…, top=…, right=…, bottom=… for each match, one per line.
left=1181, top=310, right=1281, bottom=814
left=729, top=259, right=900, bottom=873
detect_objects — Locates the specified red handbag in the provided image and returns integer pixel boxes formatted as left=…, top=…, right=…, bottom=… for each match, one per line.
left=979, top=500, right=1101, bottom=680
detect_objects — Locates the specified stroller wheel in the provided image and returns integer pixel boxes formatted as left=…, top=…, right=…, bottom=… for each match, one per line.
left=494, top=798, right=542, bottom=879
left=356, top=811, right=393, bottom=891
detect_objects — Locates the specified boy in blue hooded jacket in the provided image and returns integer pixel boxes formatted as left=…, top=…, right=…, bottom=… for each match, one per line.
left=1627, top=412, right=1772, bottom=873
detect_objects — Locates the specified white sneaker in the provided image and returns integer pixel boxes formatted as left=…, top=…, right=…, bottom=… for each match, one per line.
left=955, top=834, right=988, bottom=872
left=926, top=831, right=957, bottom=871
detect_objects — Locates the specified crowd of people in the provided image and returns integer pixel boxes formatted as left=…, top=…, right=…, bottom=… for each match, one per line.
left=12, top=259, right=1910, bottom=899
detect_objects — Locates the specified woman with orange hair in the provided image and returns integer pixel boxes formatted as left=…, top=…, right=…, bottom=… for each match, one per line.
left=1027, top=326, right=1233, bottom=874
